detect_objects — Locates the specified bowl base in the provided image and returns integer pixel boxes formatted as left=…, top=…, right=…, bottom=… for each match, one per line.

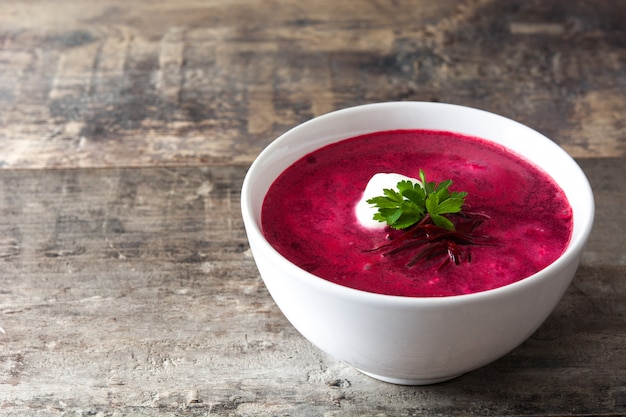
left=357, top=369, right=464, bottom=385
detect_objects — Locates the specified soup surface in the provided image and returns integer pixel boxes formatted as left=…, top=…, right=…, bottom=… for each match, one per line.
left=261, top=130, right=573, bottom=297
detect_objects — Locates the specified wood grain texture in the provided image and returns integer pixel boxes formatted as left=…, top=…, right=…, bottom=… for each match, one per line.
left=0, top=0, right=625, bottom=170
left=0, top=160, right=624, bottom=416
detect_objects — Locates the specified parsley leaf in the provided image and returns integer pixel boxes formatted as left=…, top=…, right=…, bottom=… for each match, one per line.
left=366, top=170, right=467, bottom=231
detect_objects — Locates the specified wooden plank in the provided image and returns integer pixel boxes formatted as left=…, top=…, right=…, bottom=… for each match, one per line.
left=0, top=0, right=624, bottom=170
left=0, top=158, right=624, bottom=415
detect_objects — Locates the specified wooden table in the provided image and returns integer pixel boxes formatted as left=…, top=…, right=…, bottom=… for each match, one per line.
left=1, top=1, right=624, bottom=415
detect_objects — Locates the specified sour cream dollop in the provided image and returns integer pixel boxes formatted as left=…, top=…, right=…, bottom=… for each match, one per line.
left=354, top=173, right=421, bottom=229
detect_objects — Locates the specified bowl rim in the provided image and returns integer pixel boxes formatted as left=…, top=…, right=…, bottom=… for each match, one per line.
left=241, top=101, right=595, bottom=306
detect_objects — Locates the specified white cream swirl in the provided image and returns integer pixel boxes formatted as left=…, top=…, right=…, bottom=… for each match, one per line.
left=354, top=173, right=421, bottom=229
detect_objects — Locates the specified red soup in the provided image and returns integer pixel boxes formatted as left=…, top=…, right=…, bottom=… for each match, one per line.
left=261, top=130, right=573, bottom=297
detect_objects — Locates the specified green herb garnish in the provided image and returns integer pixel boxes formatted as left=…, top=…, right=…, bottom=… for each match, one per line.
left=366, top=170, right=491, bottom=270
left=367, top=169, right=467, bottom=231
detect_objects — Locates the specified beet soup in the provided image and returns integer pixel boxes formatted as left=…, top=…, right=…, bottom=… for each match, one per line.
left=261, top=130, right=573, bottom=297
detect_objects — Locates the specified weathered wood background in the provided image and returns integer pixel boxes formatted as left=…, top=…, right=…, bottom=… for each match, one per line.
left=0, top=0, right=625, bottom=416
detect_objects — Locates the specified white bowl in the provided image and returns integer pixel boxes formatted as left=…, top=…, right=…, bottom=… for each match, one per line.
left=240, top=102, right=594, bottom=385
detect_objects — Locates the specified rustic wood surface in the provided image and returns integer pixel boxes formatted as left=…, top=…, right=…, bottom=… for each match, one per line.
left=0, top=0, right=624, bottom=416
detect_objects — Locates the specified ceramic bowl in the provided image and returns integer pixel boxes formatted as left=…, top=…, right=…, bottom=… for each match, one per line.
left=240, top=102, right=594, bottom=384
